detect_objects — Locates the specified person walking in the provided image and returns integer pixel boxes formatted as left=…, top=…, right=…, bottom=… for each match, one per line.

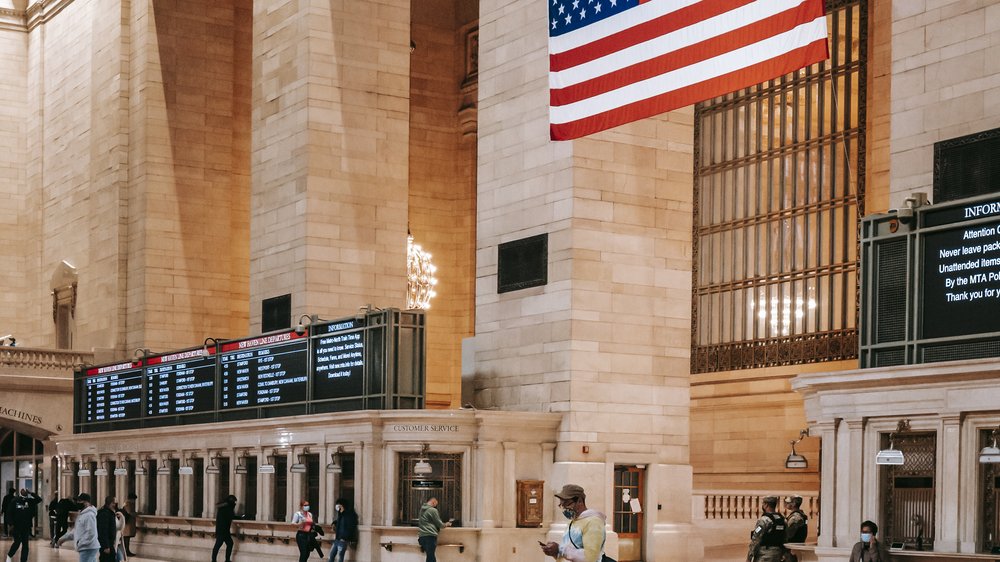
left=417, top=497, right=452, bottom=562
left=51, top=496, right=74, bottom=547
left=746, top=496, right=786, bottom=562
left=539, top=484, right=607, bottom=562
left=5, top=488, right=41, bottom=562
left=73, top=493, right=101, bottom=562
left=1, top=488, right=15, bottom=538
left=96, top=496, right=118, bottom=562
left=329, top=498, right=359, bottom=562
left=120, top=493, right=137, bottom=556
left=292, top=500, right=315, bottom=562
left=212, top=495, right=240, bottom=562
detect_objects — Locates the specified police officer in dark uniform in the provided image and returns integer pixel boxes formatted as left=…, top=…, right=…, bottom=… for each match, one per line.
left=783, top=496, right=808, bottom=562
left=746, top=496, right=786, bottom=562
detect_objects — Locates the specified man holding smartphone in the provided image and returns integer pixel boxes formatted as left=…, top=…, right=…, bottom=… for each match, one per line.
left=849, top=520, right=888, bottom=562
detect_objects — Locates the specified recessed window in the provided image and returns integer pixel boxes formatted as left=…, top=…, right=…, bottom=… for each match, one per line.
left=498, top=234, right=548, bottom=293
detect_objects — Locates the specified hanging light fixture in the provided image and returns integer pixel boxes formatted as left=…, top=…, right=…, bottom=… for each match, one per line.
left=413, top=443, right=433, bottom=476
left=876, top=420, right=910, bottom=466
left=407, top=232, right=438, bottom=310
left=785, top=429, right=809, bottom=469
left=980, top=426, right=1000, bottom=463
left=327, top=446, right=344, bottom=474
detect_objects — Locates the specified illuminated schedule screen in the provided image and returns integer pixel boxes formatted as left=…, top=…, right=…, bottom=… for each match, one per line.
left=73, top=308, right=425, bottom=432
left=220, top=332, right=309, bottom=409
left=312, top=319, right=365, bottom=400
left=82, top=362, right=143, bottom=423
left=145, top=349, right=217, bottom=416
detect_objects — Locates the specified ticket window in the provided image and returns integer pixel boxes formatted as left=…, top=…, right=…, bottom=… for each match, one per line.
left=980, top=429, right=1000, bottom=553
left=879, top=432, right=936, bottom=550
left=397, top=452, right=462, bottom=526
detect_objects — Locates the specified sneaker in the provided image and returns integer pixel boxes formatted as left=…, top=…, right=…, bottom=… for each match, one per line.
left=7, top=555, right=13, bottom=562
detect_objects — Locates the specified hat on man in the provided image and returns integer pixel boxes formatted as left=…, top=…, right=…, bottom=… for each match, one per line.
left=784, top=495, right=803, bottom=507
left=554, top=484, right=585, bottom=500
left=76, top=493, right=92, bottom=504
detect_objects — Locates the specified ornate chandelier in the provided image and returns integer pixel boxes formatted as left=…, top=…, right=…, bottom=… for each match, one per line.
left=406, top=233, right=437, bottom=310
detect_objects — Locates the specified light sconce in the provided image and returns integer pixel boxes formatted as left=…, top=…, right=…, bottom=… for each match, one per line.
left=876, top=419, right=910, bottom=466
left=134, top=456, right=149, bottom=476
left=290, top=448, right=310, bottom=474
left=406, top=232, right=438, bottom=310
left=93, top=459, right=110, bottom=477
left=259, top=449, right=280, bottom=474
left=206, top=454, right=221, bottom=474
left=785, top=429, right=809, bottom=469
left=178, top=454, right=194, bottom=476
left=133, top=348, right=152, bottom=360
left=157, top=455, right=172, bottom=475
left=114, top=456, right=128, bottom=476
left=413, top=443, right=433, bottom=476
left=235, top=450, right=249, bottom=474
left=327, top=446, right=344, bottom=474
left=203, top=337, right=222, bottom=355
left=980, top=426, right=1000, bottom=463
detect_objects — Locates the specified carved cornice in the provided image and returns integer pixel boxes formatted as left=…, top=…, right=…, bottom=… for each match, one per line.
left=0, top=7, right=25, bottom=32
left=25, top=0, right=74, bottom=31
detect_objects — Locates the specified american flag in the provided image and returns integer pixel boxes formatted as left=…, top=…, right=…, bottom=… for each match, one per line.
left=548, top=0, right=829, bottom=140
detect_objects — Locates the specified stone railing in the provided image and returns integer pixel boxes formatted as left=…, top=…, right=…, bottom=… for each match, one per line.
left=696, top=490, right=820, bottom=521
left=0, top=346, right=93, bottom=371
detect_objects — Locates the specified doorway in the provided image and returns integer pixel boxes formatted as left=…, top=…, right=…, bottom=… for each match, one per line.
left=613, top=465, right=645, bottom=561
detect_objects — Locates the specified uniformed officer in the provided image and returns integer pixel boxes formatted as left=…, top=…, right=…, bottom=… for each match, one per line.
left=746, top=496, right=786, bottom=562
left=783, top=496, right=808, bottom=562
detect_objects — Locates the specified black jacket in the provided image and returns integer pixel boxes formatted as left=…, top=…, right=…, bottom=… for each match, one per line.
left=215, top=502, right=237, bottom=535
left=334, top=509, right=359, bottom=542
left=10, top=493, right=41, bottom=530
left=96, top=507, right=117, bottom=550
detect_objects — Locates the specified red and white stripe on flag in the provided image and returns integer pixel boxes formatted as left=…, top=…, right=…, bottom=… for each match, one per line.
left=548, top=0, right=829, bottom=141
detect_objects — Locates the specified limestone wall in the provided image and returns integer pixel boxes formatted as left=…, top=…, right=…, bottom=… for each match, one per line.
left=890, top=0, right=1000, bottom=207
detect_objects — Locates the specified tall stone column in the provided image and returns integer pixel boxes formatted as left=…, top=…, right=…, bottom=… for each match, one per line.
left=249, top=0, right=411, bottom=324
left=835, top=419, right=864, bottom=547
left=474, top=441, right=501, bottom=528
left=256, top=449, right=273, bottom=521
left=205, top=452, right=219, bottom=519
left=939, top=416, right=961, bottom=552
left=472, top=1, right=698, bottom=559
left=156, top=457, right=171, bottom=516
left=814, top=421, right=838, bottom=547
left=135, top=462, right=150, bottom=514
left=232, top=449, right=247, bottom=516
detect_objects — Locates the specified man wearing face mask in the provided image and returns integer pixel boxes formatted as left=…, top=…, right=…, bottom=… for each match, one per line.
left=329, top=498, right=358, bottom=562
left=745, top=496, right=786, bottom=562
left=539, top=484, right=608, bottom=562
left=96, top=496, right=118, bottom=562
left=849, top=520, right=888, bottom=562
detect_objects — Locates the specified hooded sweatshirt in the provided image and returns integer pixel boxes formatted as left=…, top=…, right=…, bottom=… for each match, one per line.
left=417, top=502, right=446, bottom=537
left=74, top=505, right=101, bottom=551
left=559, top=509, right=607, bottom=562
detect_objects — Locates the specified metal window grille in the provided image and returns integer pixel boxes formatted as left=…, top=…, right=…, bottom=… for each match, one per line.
left=613, top=466, right=643, bottom=537
left=397, top=452, right=462, bottom=526
left=691, top=0, right=866, bottom=372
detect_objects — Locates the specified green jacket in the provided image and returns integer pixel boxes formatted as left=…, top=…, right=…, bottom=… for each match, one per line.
left=417, top=503, right=446, bottom=537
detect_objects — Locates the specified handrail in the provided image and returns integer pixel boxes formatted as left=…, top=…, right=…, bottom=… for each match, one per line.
left=380, top=541, right=465, bottom=554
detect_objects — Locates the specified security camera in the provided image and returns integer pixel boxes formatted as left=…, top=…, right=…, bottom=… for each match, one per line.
left=894, top=206, right=914, bottom=219
left=294, top=323, right=306, bottom=336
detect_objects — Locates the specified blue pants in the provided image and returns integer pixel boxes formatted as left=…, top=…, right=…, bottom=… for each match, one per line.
left=329, top=539, right=348, bottom=562
left=78, top=548, right=100, bottom=562
left=418, top=535, right=438, bottom=562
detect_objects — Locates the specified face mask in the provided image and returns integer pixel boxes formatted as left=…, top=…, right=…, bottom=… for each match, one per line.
left=336, top=505, right=343, bottom=512
left=562, top=509, right=575, bottom=519
left=861, top=533, right=872, bottom=543
left=303, top=506, right=310, bottom=512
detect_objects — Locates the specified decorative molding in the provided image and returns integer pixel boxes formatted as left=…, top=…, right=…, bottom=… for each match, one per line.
left=0, top=7, right=26, bottom=32
left=25, top=0, right=74, bottom=31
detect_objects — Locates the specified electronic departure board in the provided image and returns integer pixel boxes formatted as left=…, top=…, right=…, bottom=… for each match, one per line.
left=145, top=347, right=217, bottom=417
left=73, top=308, right=426, bottom=433
left=82, top=362, right=144, bottom=423
left=220, top=331, right=309, bottom=409
left=312, top=318, right=365, bottom=400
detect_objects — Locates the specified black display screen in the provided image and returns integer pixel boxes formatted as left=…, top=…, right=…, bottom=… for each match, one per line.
left=219, top=331, right=309, bottom=409
left=145, top=348, right=217, bottom=417
left=312, top=318, right=366, bottom=400
left=82, top=362, right=144, bottom=423
left=921, top=218, right=1000, bottom=339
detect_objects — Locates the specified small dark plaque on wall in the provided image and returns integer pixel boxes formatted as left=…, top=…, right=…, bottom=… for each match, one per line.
left=261, top=294, right=292, bottom=332
left=498, top=233, right=548, bottom=293
left=934, top=126, right=1000, bottom=204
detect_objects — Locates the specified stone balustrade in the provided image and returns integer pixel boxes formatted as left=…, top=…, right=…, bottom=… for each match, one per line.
left=0, top=346, right=93, bottom=372
left=695, top=489, right=820, bottom=521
